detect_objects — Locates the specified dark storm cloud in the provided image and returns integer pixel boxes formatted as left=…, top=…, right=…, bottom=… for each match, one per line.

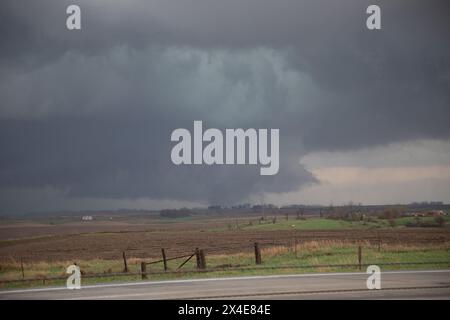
left=0, top=0, right=449, bottom=212
left=0, top=46, right=315, bottom=207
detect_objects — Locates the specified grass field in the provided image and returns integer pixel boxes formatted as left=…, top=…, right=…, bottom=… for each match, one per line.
left=1, top=240, right=449, bottom=290
left=228, top=216, right=450, bottom=231
left=1, top=214, right=449, bottom=290
left=241, top=218, right=377, bottom=230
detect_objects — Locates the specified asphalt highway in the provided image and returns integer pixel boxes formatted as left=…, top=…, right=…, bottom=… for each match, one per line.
left=1, top=270, right=449, bottom=300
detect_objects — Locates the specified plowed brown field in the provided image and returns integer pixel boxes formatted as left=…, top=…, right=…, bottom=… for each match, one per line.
left=1, top=222, right=449, bottom=262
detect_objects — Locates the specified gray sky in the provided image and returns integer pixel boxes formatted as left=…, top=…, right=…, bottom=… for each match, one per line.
left=1, top=0, right=449, bottom=213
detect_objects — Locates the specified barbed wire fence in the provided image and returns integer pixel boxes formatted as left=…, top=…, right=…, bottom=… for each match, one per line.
left=1, top=238, right=449, bottom=286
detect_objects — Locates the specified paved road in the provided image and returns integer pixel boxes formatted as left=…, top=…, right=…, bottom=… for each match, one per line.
left=1, top=270, right=449, bottom=300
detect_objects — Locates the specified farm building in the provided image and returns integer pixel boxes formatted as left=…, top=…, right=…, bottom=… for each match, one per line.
left=413, top=210, right=445, bottom=217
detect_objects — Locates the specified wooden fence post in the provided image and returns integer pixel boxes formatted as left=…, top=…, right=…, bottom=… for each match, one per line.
left=254, top=242, right=262, bottom=265
left=358, top=246, right=362, bottom=270
left=294, top=238, right=298, bottom=258
left=195, top=248, right=201, bottom=269
left=20, top=259, right=25, bottom=279
left=122, top=251, right=128, bottom=273
left=141, top=262, right=147, bottom=279
left=161, top=248, right=168, bottom=271
left=377, top=232, right=382, bottom=252
left=199, top=250, right=207, bottom=269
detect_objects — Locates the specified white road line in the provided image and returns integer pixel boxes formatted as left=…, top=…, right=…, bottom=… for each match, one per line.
left=1, top=269, right=449, bottom=295
left=67, top=292, right=167, bottom=300
left=66, top=285, right=450, bottom=300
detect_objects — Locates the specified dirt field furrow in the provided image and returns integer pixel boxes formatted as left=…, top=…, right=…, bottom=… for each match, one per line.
left=1, top=228, right=449, bottom=262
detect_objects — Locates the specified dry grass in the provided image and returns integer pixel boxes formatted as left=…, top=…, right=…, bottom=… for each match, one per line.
left=263, top=239, right=450, bottom=256
left=1, top=240, right=449, bottom=286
